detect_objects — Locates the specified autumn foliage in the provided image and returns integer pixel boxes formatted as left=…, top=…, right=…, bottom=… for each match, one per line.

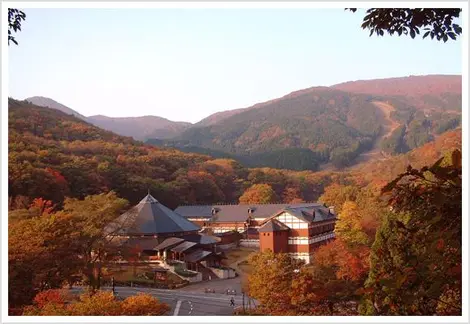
left=8, top=192, right=128, bottom=307
left=23, top=290, right=170, bottom=316
left=8, top=98, right=462, bottom=316
left=239, top=184, right=278, bottom=204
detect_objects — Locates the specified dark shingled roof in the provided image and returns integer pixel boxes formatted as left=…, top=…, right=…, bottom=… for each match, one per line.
left=110, top=194, right=200, bottom=235
left=284, top=206, right=335, bottom=222
left=184, top=249, right=213, bottom=263
left=171, top=241, right=198, bottom=253
left=175, top=203, right=335, bottom=224
left=258, top=219, right=289, bottom=232
left=121, top=237, right=160, bottom=250
left=183, top=233, right=221, bottom=245
left=154, top=237, right=185, bottom=251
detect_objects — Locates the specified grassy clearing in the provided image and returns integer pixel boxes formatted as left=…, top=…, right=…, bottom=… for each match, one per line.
left=222, top=247, right=257, bottom=267
left=102, top=264, right=186, bottom=286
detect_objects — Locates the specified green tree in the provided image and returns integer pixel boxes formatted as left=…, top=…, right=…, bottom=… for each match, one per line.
left=361, top=150, right=462, bottom=315
left=62, top=192, right=129, bottom=290
left=348, top=8, right=462, bottom=42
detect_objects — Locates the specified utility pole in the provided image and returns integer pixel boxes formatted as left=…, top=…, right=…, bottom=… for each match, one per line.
left=242, top=291, right=246, bottom=314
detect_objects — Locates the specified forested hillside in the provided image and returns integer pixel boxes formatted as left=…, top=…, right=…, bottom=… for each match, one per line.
left=26, top=75, right=461, bottom=172
left=26, top=96, right=87, bottom=120
left=154, top=84, right=460, bottom=169
left=9, top=98, right=461, bottom=211
left=8, top=99, right=341, bottom=209
left=332, top=75, right=461, bottom=113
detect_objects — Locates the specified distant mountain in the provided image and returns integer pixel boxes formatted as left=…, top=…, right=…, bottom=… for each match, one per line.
left=156, top=75, right=461, bottom=170
left=87, top=115, right=192, bottom=141
left=156, top=87, right=389, bottom=169
left=25, top=96, right=87, bottom=120
left=25, top=74, right=462, bottom=171
left=24, top=96, right=192, bottom=141
left=194, top=88, right=315, bottom=127
left=196, top=108, right=246, bottom=127
left=195, top=75, right=462, bottom=128
left=332, top=74, right=461, bottom=113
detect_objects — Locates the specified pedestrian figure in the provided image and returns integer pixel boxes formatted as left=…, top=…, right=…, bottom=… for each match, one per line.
left=230, top=297, right=235, bottom=307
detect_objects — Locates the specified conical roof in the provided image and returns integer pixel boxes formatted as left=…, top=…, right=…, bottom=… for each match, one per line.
left=109, top=194, right=200, bottom=236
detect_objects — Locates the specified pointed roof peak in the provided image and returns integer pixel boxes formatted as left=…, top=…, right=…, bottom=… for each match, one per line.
left=112, top=193, right=200, bottom=235
left=139, top=193, right=159, bottom=204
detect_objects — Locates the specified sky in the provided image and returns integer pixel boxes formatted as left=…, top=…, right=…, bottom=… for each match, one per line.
left=8, top=8, right=462, bottom=123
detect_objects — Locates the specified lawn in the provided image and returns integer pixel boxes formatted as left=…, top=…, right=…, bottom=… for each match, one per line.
left=102, top=264, right=187, bottom=287
left=222, top=247, right=257, bottom=267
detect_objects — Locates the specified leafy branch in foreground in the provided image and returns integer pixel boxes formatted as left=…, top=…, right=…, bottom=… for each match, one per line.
left=8, top=8, right=26, bottom=46
left=347, top=8, right=462, bottom=42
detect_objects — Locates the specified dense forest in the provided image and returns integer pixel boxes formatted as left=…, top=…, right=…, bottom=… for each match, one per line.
left=150, top=86, right=460, bottom=170
left=9, top=98, right=461, bottom=210
left=8, top=99, right=343, bottom=209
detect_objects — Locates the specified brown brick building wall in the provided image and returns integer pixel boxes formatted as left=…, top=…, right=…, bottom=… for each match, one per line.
left=259, top=231, right=289, bottom=253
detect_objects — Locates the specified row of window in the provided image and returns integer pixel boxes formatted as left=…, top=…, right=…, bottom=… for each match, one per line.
left=288, top=232, right=335, bottom=245
left=281, top=222, right=309, bottom=229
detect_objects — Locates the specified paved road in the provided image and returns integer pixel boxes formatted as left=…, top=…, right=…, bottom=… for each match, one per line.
left=71, top=286, right=252, bottom=316
left=177, top=277, right=242, bottom=293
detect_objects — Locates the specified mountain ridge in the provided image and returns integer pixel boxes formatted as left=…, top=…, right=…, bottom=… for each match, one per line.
left=25, top=96, right=193, bottom=141
left=23, top=74, right=462, bottom=171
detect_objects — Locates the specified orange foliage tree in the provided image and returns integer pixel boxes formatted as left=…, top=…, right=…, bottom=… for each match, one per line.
left=239, top=184, right=278, bottom=204
left=23, top=290, right=170, bottom=316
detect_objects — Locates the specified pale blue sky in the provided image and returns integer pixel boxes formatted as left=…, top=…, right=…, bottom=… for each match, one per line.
left=9, top=8, right=462, bottom=123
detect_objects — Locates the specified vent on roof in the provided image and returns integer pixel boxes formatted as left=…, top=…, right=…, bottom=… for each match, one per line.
left=328, top=206, right=335, bottom=214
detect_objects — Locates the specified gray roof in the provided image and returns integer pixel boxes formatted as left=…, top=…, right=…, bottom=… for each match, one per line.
left=171, top=241, right=198, bottom=253
left=258, top=219, right=289, bottom=232
left=111, top=194, right=200, bottom=235
left=174, top=203, right=334, bottom=223
left=284, top=206, right=335, bottom=222
left=183, top=233, right=221, bottom=245
left=154, top=237, right=185, bottom=251
left=121, top=237, right=160, bottom=250
left=184, top=249, right=213, bottom=263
